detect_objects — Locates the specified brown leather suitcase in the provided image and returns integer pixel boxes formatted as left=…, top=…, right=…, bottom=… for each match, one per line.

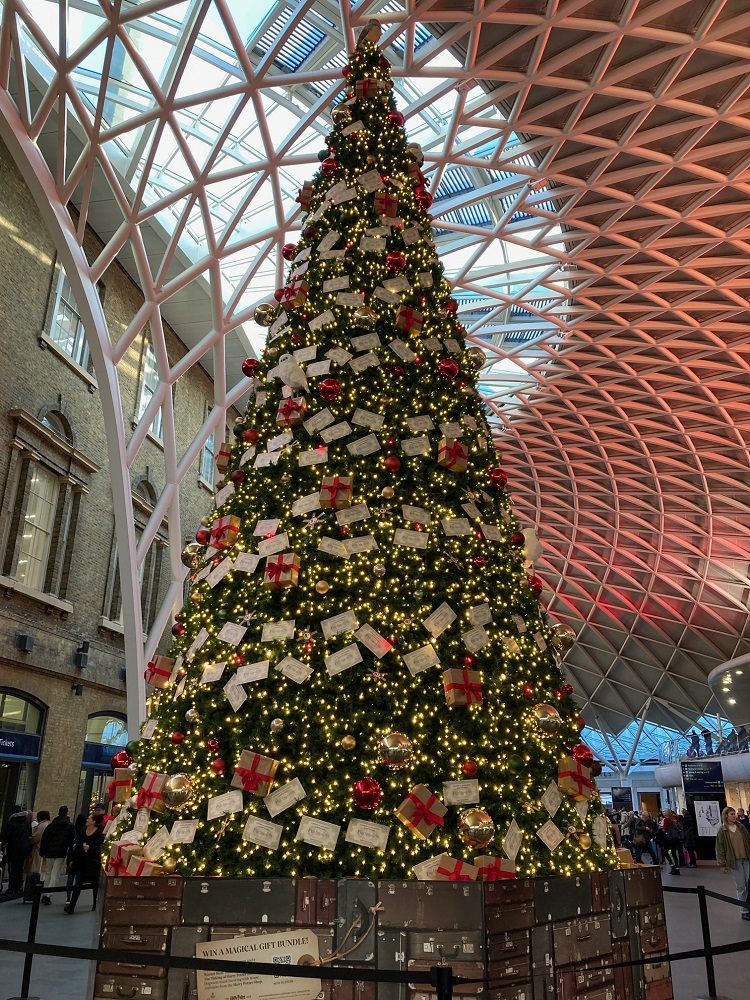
left=487, top=928, right=529, bottom=966
left=104, top=898, right=181, bottom=926
left=644, top=982, right=672, bottom=1000
left=639, top=905, right=666, bottom=930
left=483, top=879, right=534, bottom=906
left=318, top=879, right=338, bottom=925
left=485, top=903, right=534, bottom=935
left=612, top=940, right=636, bottom=1000
left=106, top=876, right=183, bottom=900
left=101, top=926, right=170, bottom=953
left=556, top=964, right=614, bottom=1000
left=97, top=960, right=166, bottom=979
left=487, top=957, right=530, bottom=987
left=590, top=872, right=610, bottom=913
left=336, top=879, right=377, bottom=964
left=409, top=930, right=484, bottom=963
left=640, top=926, right=668, bottom=956
left=529, top=924, right=551, bottom=976
left=410, top=959, right=485, bottom=995
left=552, top=913, right=612, bottom=966
left=377, top=881, right=483, bottom=930
left=534, top=874, right=592, bottom=923
left=486, top=984, right=532, bottom=1000
left=94, top=974, right=167, bottom=999
left=608, top=871, right=628, bottom=940
left=167, top=925, right=206, bottom=1000
left=182, top=876, right=296, bottom=925
left=623, top=869, right=661, bottom=909
left=296, top=878, right=317, bottom=923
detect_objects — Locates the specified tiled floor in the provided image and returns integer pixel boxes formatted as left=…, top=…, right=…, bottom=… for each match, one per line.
left=0, top=866, right=747, bottom=999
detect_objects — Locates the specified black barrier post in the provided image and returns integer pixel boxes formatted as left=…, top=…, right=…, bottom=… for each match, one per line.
left=18, top=880, right=42, bottom=1000
left=430, top=965, right=453, bottom=1000
left=696, top=884, right=717, bottom=999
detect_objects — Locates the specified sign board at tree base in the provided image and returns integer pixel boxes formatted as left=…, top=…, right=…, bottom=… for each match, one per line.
left=195, top=929, right=321, bottom=1000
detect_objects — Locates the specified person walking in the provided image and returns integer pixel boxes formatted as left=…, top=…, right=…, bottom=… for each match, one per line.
left=0, top=806, right=32, bottom=895
left=682, top=807, right=699, bottom=868
left=633, top=811, right=659, bottom=865
left=688, top=730, right=701, bottom=757
left=716, top=806, right=750, bottom=920
left=661, top=809, right=683, bottom=874
left=736, top=808, right=750, bottom=833
left=737, top=726, right=748, bottom=752
left=24, top=810, right=50, bottom=897
left=701, top=728, right=713, bottom=755
left=64, top=812, right=104, bottom=914
left=40, top=806, right=74, bottom=904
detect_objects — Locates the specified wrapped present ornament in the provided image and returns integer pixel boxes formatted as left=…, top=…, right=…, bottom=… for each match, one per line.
left=558, top=756, right=595, bottom=802
left=319, top=475, right=354, bottom=510
left=125, top=856, right=164, bottom=877
left=355, top=78, right=381, bottom=100
left=263, top=552, right=300, bottom=589
left=284, top=279, right=309, bottom=308
left=374, top=190, right=398, bottom=218
left=442, top=667, right=483, bottom=708
left=135, top=771, right=166, bottom=813
left=144, top=655, right=174, bottom=690
left=107, top=769, right=133, bottom=805
left=276, top=397, right=308, bottom=428
left=231, top=750, right=279, bottom=797
left=210, top=515, right=241, bottom=550
left=437, top=437, right=468, bottom=473
left=474, top=855, right=516, bottom=881
left=216, top=440, right=232, bottom=474
left=297, top=181, right=314, bottom=212
left=105, top=840, right=142, bottom=877
left=395, top=784, right=447, bottom=839
left=435, top=855, right=479, bottom=882
left=395, top=305, right=423, bottom=337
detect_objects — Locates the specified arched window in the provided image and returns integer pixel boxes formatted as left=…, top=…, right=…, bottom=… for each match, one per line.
left=0, top=689, right=45, bottom=821
left=77, top=712, right=128, bottom=814
left=40, top=409, right=73, bottom=444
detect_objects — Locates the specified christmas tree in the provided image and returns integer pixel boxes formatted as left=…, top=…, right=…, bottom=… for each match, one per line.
left=118, top=22, right=616, bottom=881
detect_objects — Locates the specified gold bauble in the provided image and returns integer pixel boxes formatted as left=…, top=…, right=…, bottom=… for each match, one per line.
left=378, top=732, right=414, bottom=769
left=181, top=542, right=202, bottom=568
left=358, top=19, right=382, bottom=44
left=465, top=347, right=485, bottom=370
left=533, top=703, right=562, bottom=734
left=341, top=735, right=356, bottom=751
left=192, top=591, right=204, bottom=604
left=551, top=623, right=576, bottom=654
left=381, top=486, right=395, bottom=499
left=353, top=305, right=378, bottom=329
left=457, top=808, right=495, bottom=849
left=373, top=563, right=386, bottom=578
left=270, top=718, right=285, bottom=733
left=280, top=473, right=292, bottom=484
left=577, top=832, right=592, bottom=849
left=315, top=580, right=330, bottom=594
left=332, top=104, right=352, bottom=125
left=254, top=303, right=275, bottom=327
left=161, top=857, right=178, bottom=873
left=162, top=773, right=194, bottom=810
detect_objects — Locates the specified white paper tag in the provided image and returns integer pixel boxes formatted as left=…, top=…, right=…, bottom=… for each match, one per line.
left=233, top=552, right=261, bottom=574
left=462, top=625, right=489, bottom=652
left=537, top=820, right=565, bottom=851
left=402, top=504, right=431, bottom=525
left=321, top=610, right=360, bottom=639
left=327, top=347, right=353, bottom=366
left=352, top=408, right=385, bottom=431
left=170, top=820, right=198, bottom=844
left=442, top=780, right=480, bottom=806
left=350, top=332, right=381, bottom=352
left=224, top=677, right=247, bottom=711
left=254, top=518, right=280, bottom=536
left=407, top=414, right=435, bottom=433
left=276, top=656, right=313, bottom=684
left=389, top=339, right=416, bottom=362
left=207, top=559, right=233, bottom=588
left=541, top=782, right=563, bottom=817
left=235, top=660, right=270, bottom=684
left=303, top=408, right=335, bottom=435
left=295, top=815, right=341, bottom=850
left=481, top=523, right=502, bottom=541
left=217, top=622, right=247, bottom=645
left=394, top=528, right=429, bottom=549
left=320, top=421, right=352, bottom=443
left=403, top=643, right=439, bottom=675
left=442, top=517, right=471, bottom=536
left=469, top=603, right=493, bottom=626
left=324, top=642, right=363, bottom=676
left=336, top=503, right=370, bottom=525
left=200, top=661, right=227, bottom=684
left=345, top=819, right=390, bottom=851
left=344, top=535, right=378, bottom=555
left=306, top=360, right=331, bottom=377
left=242, top=815, right=283, bottom=851
left=355, top=623, right=393, bottom=658
left=258, top=532, right=289, bottom=557
left=401, top=436, right=431, bottom=456
left=308, top=310, right=335, bottom=332
left=323, top=275, right=350, bottom=292
left=299, top=448, right=328, bottom=467
left=143, top=825, right=170, bottom=861
left=358, top=169, right=385, bottom=192
left=207, top=789, right=244, bottom=820
left=214, top=483, right=234, bottom=507
left=503, top=819, right=523, bottom=860
left=318, top=536, right=348, bottom=559
left=423, top=602, right=457, bottom=638
left=264, top=778, right=306, bottom=818
left=292, top=493, right=322, bottom=516
left=347, top=434, right=381, bottom=456
left=261, top=620, right=295, bottom=642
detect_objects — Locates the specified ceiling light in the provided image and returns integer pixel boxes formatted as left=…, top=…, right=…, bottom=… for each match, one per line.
left=728, top=698, right=736, bottom=705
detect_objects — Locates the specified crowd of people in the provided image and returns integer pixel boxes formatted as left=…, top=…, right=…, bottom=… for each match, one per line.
left=686, top=726, right=749, bottom=757
left=0, top=802, right=105, bottom=913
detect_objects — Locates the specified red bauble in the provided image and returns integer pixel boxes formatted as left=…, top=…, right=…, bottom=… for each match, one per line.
left=386, top=251, right=407, bottom=272
left=210, top=758, right=226, bottom=776
left=342, top=65, right=352, bottom=77
left=111, top=749, right=132, bottom=770
left=321, top=157, right=338, bottom=176
left=563, top=683, right=574, bottom=695
left=572, top=743, right=594, bottom=767
left=445, top=298, right=459, bottom=314
left=233, top=654, right=244, bottom=666
left=172, top=622, right=186, bottom=637
left=207, top=738, right=220, bottom=754
left=576, top=715, right=586, bottom=730
left=522, top=683, right=534, bottom=700
left=241, top=357, right=259, bottom=378
left=462, top=759, right=479, bottom=778
left=352, top=776, right=382, bottom=810
left=437, top=358, right=459, bottom=380
left=384, top=456, right=401, bottom=474
left=488, top=467, right=508, bottom=489
left=290, top=333, right=302, bottom=345
left=282, top=243, right=298, bottom=261
left=274, top=287, right=285, bottom=302
left=171, top=731, right=185, bottom=744
left=319, top=377, right=342, bottom=401
left=464, top=655, right=476, bottom=666
left=509, top=530, right=525, bottom=546
left=195, top=528, right=210, bottom=545
left=379, top=56, right=390, bottom=70
left=417, top=191, right=434, bottom=210
left=243, top=428, right=260, bottom=443
left=528, top=574, right=544, bottom=596
left=474, top=556, right=487, bottom=567
left=390, top=364, right=406, bottom=378
left=388, top=111, right=405, bottom=127
left=230, top=469, right=245, bottom=485
left=590, top=761, right=603, bottom=777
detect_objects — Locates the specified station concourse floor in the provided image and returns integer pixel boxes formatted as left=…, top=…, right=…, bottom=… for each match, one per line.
left=0, top=864, right=747, bottom=1000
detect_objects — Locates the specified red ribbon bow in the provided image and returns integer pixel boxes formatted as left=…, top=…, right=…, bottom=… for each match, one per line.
left=279, top=399, right=304, bottom=425
left=437, top=860, right=473, bottom=882
left=265, top=556, right=295, bottom=584
left=144, top=660, right=171, bottom=684
left=321, top=476, right=350, bottom=506
left=210, top=518, right=235, bottom=544
left=480, top=860, right=515, bottom=881
left=105, top=846, right=127, bottom=876
left=107, top=778, right=131, bottom=801
left=398, top=307, right=421, bottom=329
left=235, top=754, right=274, bottom=793
left=441, top=440, right=466, bottom=468
left=126, top=857, right=150, bottom=877
left=445, top=669, right=483, bottom=705
left=406, top=790, right=445, bottom=829
left=559, top=762, right=594, bottom=796
left=136, top=773, right=163, bottom=811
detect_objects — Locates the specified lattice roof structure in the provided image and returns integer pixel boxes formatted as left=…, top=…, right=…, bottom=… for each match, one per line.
left=0, top=0, right=748, bottom=756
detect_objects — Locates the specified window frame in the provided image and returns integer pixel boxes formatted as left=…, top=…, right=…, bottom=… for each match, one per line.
left=136, top=337, right=164, bottom=441
left=15, top=462, right=59, bottom=593
left=199, top=404, right=218, bottom=488
left=47, top=268, right=91, bottom=369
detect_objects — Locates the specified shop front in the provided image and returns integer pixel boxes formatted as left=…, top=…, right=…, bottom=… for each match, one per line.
left=0, top=689, right=45, bottom=824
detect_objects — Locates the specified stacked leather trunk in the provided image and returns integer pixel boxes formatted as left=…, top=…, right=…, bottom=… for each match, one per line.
left=92, top=868, right=672, bottom=1000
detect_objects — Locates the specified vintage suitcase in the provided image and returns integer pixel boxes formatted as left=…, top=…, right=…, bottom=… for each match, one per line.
left=101, top=926, right=170, bottom=953
left=611, top=940, right=635, bottom=1000
left=529, top=925, right=551, bottom=976
left=337, top=879, right=377, bottom=963
left=486, top=984, right=532, bottom=1000
left=552, top=913, right=612, bottom=967
left=107, top=876, right=183, bottom=900
left=97, top=960, right=166, bottom=979
left=485, top=903, right=534, bottom=935
left=410, top=959, right=485, bottom=995
left=487, top=958, right=530, bottom=988
left=94, top=974, right=167, bottom=999
left=532, top=976, right=553, bottom=1000
left=533, top=874, right=591, bottom=923
left=591, top=873, right=610, bottom=913
left=644, top=982, right=672, bottom=1000
left=182, top=877, right=296, bottom=925
left=623, top=869, right=661, bottom=910
left=377, top=881, right=483, bottom=930
left=487, top=927, right=528, bottom=966
left=556, top=963, right=614, bottom=1000
left=297, top=878, right=318, bottom=924
left=608, top=871, right=628, bottom=940
left=377, top=929, right=408, bottom=1000
left=639, top=905, right=666, bottom=930
left=640, top=926, right=668, bottom=957
left=167, top=926, right=206, bottom=1000
left=407, top=929, right=485, bottom=995
left=483, top=879, right=534, bottom=906
left=104, top=898, right=181, bottom=926
left=317, top=879, right=337, bottom=925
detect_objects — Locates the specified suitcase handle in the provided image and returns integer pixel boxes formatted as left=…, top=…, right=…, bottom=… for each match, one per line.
left=576, top=932, right=592, bottom=941
left=115, top=989, right=138, bottom=998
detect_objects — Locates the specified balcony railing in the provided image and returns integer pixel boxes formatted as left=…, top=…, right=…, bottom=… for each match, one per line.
left=659, top=727, right=750, bottom=763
